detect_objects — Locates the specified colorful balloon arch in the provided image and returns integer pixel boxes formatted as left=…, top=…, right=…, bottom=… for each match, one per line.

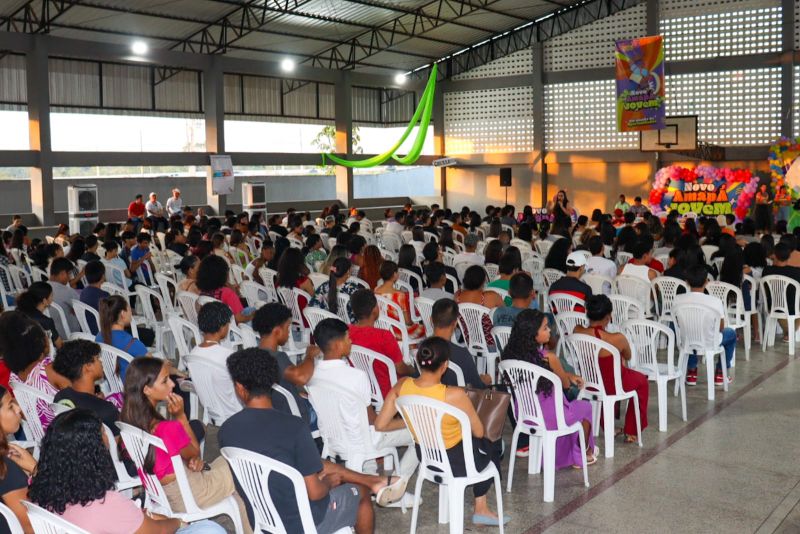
left=648, top=165, right=759, bottom=220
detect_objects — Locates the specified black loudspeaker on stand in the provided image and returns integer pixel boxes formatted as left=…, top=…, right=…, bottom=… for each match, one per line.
left=500, top=167, right=512, bottom=205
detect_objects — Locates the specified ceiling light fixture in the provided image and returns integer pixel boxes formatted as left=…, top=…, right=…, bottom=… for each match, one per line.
left=131, top=41, right=148, bottom=55
left=281, top=58, right=295, bottom=72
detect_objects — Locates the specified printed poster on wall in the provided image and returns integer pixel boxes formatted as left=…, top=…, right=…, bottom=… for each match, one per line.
left=210, top=155, right=234, bottom=195
left=615, top=35, right=665, bottom=132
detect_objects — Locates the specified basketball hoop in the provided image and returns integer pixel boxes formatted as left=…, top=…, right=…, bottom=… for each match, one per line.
left=640, top=116, right=698, bottom=152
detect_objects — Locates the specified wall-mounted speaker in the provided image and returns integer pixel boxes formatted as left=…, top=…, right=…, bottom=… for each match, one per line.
left=500, top=167, right=512, bottom=187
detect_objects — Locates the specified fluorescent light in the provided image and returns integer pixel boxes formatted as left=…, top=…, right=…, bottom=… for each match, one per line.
left=281, top=58, right=295, bottom=72
left=394, top=73, right=406, bottom=85
left=131, top=41, right=148, bottom=55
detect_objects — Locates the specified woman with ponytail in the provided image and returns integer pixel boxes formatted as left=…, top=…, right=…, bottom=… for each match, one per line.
left=309, top=257, right=360, bottom=323
left=375, top=337, right=509, bottom=527
left=501, top=309, right=597, bottom=467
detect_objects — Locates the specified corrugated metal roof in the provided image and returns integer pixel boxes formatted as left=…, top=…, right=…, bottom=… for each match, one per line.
left=1, top=0, right=581, bottom=74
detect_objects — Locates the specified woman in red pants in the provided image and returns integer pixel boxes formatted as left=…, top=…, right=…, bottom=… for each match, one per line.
left=574, top=294, right=648, bottom=442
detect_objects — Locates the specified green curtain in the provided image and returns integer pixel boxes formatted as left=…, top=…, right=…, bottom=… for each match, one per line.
left=322, top=64, right=437, bottom=168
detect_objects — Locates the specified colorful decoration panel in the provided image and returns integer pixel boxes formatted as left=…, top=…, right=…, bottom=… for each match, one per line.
left=615, top=35, right=665, bottom=132
left=649, top=165, right=759, bottom=220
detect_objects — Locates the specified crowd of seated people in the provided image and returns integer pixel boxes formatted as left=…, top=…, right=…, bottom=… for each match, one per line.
left=0, top=195, right=798, bottom=532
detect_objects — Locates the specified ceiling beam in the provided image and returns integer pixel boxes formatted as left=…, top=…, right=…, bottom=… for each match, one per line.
left=305, top=0, right=510, bottom=70
left=413, top=0, right=644, bottom=79
left=0, top=0, right=75, bottom=34
left=203, top=0, right=468, bottom=48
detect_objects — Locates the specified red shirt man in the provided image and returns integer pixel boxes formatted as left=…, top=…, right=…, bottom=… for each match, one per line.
left=348, top=290, right=415, bottom=398
left=128, top=194, right=145, bottom=219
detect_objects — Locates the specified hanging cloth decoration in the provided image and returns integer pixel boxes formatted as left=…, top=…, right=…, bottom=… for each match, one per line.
left=321, top=64, right=437, bottom=168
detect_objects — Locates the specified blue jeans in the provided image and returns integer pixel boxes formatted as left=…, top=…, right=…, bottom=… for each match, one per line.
left=688, top=327, right=736, bottom=372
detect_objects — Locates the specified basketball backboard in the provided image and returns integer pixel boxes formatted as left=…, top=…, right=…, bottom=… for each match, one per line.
left=640, top=116, right=698, bottom=152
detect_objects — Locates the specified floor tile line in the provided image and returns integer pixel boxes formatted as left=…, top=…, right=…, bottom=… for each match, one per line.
left=523, top=355, right=796, bottom=534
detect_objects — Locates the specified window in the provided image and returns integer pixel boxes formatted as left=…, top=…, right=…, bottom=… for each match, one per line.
left=0, top=110, right=29, bottom=150
left=356, top=125, right=435, bottom=156
left=50, top=113, right=206, bottom=152
left=353, top=166, right=435, bottom=199
left=224, top=120, right=332, bottom=153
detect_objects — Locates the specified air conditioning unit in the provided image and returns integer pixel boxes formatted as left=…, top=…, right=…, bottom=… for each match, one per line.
left=69, top=216, right=98, bottom=236
left=242, top=182, right=267, bottom=217
left=67, top=184, right=98, bottom=216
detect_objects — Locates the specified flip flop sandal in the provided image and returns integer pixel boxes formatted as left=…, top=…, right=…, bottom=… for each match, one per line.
left=376, top=475, right=409, bottom=507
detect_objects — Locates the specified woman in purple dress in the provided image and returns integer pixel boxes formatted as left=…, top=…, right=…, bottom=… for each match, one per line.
left=501, top=309, right=598, bottom=468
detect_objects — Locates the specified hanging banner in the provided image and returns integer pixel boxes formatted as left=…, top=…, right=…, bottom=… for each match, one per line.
left=209, top=155, right=235, bottom=195
left=615, top=35, right=665, bottom=132
left=321, top=64, right=437, bottom=168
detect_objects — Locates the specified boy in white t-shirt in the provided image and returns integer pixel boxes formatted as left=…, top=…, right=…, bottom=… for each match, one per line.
left=187, top=301, right=241, bottom=422
left=673, top=265, right=736, bottom=387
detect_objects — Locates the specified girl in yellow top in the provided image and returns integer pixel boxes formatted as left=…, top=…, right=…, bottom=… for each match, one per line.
left=375, top=337, right=510, bottom=527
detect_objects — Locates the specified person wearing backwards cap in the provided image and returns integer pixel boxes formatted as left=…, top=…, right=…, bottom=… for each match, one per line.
left=145, top=192, right=168, bottom=232
left=548, top=251, right=593, bottom=312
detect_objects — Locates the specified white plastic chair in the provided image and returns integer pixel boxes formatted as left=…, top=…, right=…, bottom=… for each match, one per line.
left=100, top=422, right=141, bottom=494
left=673, top=303, right=728, bottom=401
left=622, top=320, right=686, bottom=432
left=374, top=313, right=414, bottom=366
left=534, top=240, right=552, bottom=257
left=47, top=301, right=72, bottom=341
left=566, top=333, right=642, bottom=458
left=155, top=273, right=179, bottom=312
left=348, top=345, right=397, bottom=411
left=10, top=382, right=51, bottom=450
left=184, top=354, right=241, bottom=425
left=167, top=313, right=202, bottom=370
left=176, top=291, right=200, bottom=324
left=447, top=360, right=466, bottom=386
left=499, top=360, right=589, bottom=501
left=651, top=276, right=689, bottom=327
left=613, top=275, right=653, bottom=318
left=608, top=294, right=644, bottom=333
left=415, top=296, right=436, bottom=337
left=0, top=502, right=24, bottom=534
left=308, top=272, right=328, bottom=289
left=491, top=325, right=512, bottom=355
left=71, top=299, right=100, bottom=335
left=582, top=272, right=613, bottom=295
left=759, top=275, right=800, bottom=356
left=701, top=245, right=719, bottom=265
left=396, top=395, right=505, bottom=534
left=554, top=311, right=588, bottom=364
left=303, top=307, right=339, bottom=334
left=22, top=501, right=89, bottom=534
left=549, top=294, right=585, bottom=316
left=135, top=285, right=169, bottom=354
left=257, top=266, right=279, bottom=302
left=457, top=302, right=496, bottom=378
left=98, top=343, right=133, bottom=394
left=240, top=280, right=271, bottom=308
left=706, top=281, right=751, bottom=361
left=306, top=382, right=399, bottom=473
left=116, top=422, right=244, bottom=533
left=615, top=251, right=633, bottom=268
left=220, top=447, right=350, bottom=534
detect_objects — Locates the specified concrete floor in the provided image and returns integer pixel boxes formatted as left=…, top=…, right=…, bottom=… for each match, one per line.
left=205, top=339, right=798, bottom=534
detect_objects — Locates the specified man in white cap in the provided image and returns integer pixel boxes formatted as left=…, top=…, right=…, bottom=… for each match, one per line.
left=145, top=192, right=167, bottom=232
left=166, top=188, right=183, bottom=218
left=548, top=251, right=593, bottom=310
